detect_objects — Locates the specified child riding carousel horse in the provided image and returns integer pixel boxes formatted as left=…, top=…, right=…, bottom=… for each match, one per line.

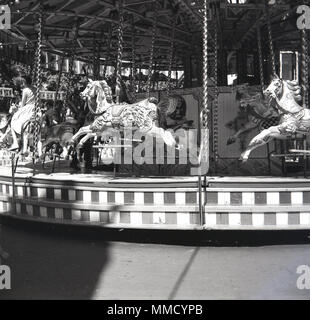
left=9, top=76, right=36, bottom=151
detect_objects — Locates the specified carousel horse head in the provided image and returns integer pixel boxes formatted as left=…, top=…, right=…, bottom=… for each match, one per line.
left=80, top=79, right=113, bottom=104
left=263, top=74, right=284, bottom=102
left=157, top=95, right=187, bottom=128
left=264, top=75, right=303, bottom=105
left=235, top=83, right=280, bottom=122
left=236, top=85, right=269, bottom=117
left=165, top=95, right=187, bottom=120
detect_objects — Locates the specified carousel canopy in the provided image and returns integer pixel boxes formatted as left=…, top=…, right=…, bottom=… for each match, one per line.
left=0, top=0, right=309, bottom=71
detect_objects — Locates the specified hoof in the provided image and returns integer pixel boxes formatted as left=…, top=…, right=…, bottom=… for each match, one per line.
left=239, top=156, right=248, bottom=164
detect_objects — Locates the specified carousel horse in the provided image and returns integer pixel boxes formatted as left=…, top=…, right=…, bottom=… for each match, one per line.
left=158, top=94, right=193, bottom=130
left=70, top=79, right=179, bottom=154
left=240, top=75, right=309, bottom=163
left=0, top=102, right=20, bottom=148
left=41, top=117, right=80, bottom=161
left=227, top=85, right=279, bottom=147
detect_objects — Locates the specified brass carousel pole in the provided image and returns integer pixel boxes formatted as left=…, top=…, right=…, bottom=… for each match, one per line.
left=265, top=0, right=276, bottom=75
left=146, top=1, right=159, bottom=99
left=257, top=25, right=265, bottom=90
left=33, top=4, right=43, bottom=164
left=301, top=28, right=309, bottom=109
left=166, top=10, right=178, bottom=99
left=198, top=0, right=209, bottom=226
left=116, top=0, right=124, bottom=105
left=131, top=15, right=137, bottom=102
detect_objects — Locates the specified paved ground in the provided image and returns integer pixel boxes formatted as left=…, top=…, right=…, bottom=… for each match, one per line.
left=0, top=218, right=310, bottom=300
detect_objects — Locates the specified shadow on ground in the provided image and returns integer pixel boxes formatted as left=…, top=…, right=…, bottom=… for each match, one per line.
left=1, top=217, right=310, bottom=300
left=1, top=216, right=310, bottom=247
left=0, top=217, right=110, bottom=300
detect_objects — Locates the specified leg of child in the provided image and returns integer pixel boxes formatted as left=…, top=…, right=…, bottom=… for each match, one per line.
left=9, top=127, right=19, bottom=151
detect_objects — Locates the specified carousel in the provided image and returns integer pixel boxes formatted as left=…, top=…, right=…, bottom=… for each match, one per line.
left=0, top=0, right=310, bottom=231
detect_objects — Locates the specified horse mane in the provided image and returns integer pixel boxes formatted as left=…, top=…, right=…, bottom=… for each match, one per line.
left=285, top=80, right=303, bottom=103
left=98, top=81, right=113, bottom=103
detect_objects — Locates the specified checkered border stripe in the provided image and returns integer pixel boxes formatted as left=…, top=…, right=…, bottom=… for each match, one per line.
left=205, top=190, right=310, bottom=205
left=0, top=200, right=309, bottom=229
left=204, top=212, right=310, bottom=227
left=9, top=201, right=199, bottom=227
left=1, top=180, right=310, bottom=229
left=0, top=182, right=198, bottom=205
left=3, top=182, right=310, bottom=206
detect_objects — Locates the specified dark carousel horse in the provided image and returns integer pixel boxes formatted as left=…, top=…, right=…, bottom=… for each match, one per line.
left=226, top=84, right=280, bottom=150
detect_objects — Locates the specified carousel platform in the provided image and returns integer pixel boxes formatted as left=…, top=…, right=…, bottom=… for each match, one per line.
left=0, top=161, right=310, bottom=231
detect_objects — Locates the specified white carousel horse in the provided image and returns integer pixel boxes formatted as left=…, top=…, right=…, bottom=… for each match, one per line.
left=70, top=79, right=179, bottom=151
left=227, top=85, right=279, bottom=146
left=240, top=75, right=310, bottom=162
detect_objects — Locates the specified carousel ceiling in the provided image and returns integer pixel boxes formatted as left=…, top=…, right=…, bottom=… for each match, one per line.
left=1, top=0, right=310, bottom=70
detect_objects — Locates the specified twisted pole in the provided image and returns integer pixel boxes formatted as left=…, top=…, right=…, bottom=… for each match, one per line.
left=131, top=15, right=137, bottom=102
left=31, top=45, right=38, bottom=84
left=33, top=5, right=43, bottom=161
left=213, top=18, right=219, bottom=166
left=265, top=1, right=276, bottom=75
left=198, top=0, right=209, bottom=223
left=116, top=0, right=124, bottom=104
left=200, top=0, right=209, bottom=168
left=301, top=28, right=309, bottom=108
left=166, top=11, right=178, bottom=98
left=257, top=25, right=265, bottom=90
left=147, top=2, right=159, bottom=98
left=93, top=34, right=97, bottom=78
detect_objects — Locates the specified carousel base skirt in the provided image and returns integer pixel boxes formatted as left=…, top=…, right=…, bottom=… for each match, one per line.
left=0, top=163, right=310, bottom=230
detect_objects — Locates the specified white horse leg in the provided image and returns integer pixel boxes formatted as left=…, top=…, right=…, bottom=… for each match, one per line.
left=37, top=140, right=43, bottom=158
left=22, top=132, right=28, bottom=154
left=62, top=146, right=68, bottom=159
left=71, top=125, right=92, bottom=144
left=148, top=126, right=177, bottom=147
left=77, top=132, right=97, bottom=149
left=240, top=125, right=284, bottom=163
left=9, top=128, right=19, bottom=150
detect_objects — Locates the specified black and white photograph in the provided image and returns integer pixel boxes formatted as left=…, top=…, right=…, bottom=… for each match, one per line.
left=0, top=0, right=310, bottom=304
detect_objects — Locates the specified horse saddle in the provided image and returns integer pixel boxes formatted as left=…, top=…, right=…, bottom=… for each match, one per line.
left=111, top=104, right=127, bottom=117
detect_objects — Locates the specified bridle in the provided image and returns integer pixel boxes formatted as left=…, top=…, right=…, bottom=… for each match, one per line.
left=84, top=83, right=113, bottom=117
left=265, top=78, right=284, bottom=103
